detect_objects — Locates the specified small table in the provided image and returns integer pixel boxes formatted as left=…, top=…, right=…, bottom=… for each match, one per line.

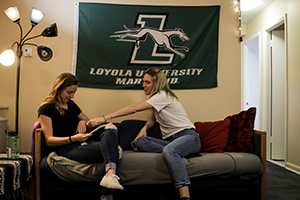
left=0, top=153, right=34, bottom=199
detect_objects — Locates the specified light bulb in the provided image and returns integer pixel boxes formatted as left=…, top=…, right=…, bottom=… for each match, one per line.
left=0, top=49, right=16, bottom=66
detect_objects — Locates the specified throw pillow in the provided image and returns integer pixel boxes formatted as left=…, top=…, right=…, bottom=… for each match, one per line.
left=225, top=107, right=256, bottom=153
left=194, top=118, right=230, bottom=153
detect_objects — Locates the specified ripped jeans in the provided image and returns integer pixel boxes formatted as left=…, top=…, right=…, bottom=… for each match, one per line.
left=55, top=124, right=120, bottom=195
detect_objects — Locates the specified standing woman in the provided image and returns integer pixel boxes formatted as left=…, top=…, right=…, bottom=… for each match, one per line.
left=87, top=67, right=201, bottom=200
left=38, top=72, right=123, bottom=200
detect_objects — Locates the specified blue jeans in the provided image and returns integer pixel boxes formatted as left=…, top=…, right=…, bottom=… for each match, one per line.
left=135, top=128, right=201, bottom=188
left=55, top=125, right=119, bottom=195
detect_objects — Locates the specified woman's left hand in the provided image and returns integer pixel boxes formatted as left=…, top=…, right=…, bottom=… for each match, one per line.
left=134, top=129, right=147, bottom=143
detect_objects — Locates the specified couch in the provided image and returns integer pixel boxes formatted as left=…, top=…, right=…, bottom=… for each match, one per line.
left=33, top=107, right=266, bottom=200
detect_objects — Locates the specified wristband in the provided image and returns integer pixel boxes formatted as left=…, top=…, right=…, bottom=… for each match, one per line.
left=69, top=136, right=73, bottom=143
left=102, top=115, right=107, bottom=122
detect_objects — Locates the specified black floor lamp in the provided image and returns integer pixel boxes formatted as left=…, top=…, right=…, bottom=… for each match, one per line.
left=0, top=6, right=58, bottom=133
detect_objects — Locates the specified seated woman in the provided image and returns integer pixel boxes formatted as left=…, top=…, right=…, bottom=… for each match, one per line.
left=37, top=72, right=122, bottom=200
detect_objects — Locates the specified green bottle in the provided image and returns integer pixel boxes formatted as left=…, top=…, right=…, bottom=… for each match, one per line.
left=6, top=130, right=20, bottom=159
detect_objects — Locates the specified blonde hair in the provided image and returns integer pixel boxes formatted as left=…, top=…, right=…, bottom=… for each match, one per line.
left=145, top=67, right=178, bottom=99
left=38, top=73, right=79, bottom=115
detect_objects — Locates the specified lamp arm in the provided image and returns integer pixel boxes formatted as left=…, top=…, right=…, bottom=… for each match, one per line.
left=21, top=34, right=42, bottom=46
left=21, top=25, right=34, bottom=44
left=22, top=43, right=38, bottom=48
left=11, top=41, right=19, bottom=49
left=17, top=23, right=23, bottom=45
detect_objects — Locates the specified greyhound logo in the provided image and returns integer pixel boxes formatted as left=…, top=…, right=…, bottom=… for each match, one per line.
left=111, top=25, right=190, bottom=61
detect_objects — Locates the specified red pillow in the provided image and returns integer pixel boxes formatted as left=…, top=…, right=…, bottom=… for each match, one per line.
left=225, top=107, right=256, bottom=153
left=194, top=118, right=230, bottom=153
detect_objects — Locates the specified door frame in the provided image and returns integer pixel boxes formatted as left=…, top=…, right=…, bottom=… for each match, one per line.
left=263, top=13, right=287, bottom=163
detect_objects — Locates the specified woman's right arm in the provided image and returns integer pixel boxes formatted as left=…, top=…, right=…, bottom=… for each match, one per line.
left=39, top=114, right=90, bottom=146
left=134, top=112, right=156, bottom=143
left=39, top=114, right=69, bottom=146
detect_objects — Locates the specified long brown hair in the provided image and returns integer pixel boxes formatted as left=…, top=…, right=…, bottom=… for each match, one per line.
left=145, top=67, right=178, bottom=99
left=38, top=72, right=79, bottom=115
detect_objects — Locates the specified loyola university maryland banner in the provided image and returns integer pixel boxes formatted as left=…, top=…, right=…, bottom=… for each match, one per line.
left=72, top=3, right=220, bottom=89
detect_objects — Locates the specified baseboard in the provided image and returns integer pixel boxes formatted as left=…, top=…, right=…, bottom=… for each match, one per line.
left=267, top=159, right=284, bottom=167
left=285, top=162, right=300, bottom=175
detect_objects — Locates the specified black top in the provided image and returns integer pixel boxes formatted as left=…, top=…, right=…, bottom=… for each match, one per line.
left=38, top=100, right=82, bottom=137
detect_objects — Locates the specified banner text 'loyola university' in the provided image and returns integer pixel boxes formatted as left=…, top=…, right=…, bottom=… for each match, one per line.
left=72, top=3, right=220, bottom=89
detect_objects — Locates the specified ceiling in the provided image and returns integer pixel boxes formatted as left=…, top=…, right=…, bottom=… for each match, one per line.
left=241, top=0, right=275, bottom=23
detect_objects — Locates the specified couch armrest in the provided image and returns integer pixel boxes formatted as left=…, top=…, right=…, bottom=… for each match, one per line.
left=35, top=128, right=42, bottom=200
left=254, top=130, right=266, bottom=200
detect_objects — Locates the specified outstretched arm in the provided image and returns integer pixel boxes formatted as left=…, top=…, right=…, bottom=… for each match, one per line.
left=87, top=101, right=153, bottom=126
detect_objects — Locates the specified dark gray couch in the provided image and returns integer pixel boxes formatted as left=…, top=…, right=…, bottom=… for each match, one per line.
left=34, top=119, right=266, bottom=200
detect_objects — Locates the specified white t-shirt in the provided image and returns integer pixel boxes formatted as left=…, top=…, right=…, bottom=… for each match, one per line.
left=146, top=91, right=195, bottom=139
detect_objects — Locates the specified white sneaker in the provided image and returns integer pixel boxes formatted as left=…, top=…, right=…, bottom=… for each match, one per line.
left=100, top=174, right=124, bottom=190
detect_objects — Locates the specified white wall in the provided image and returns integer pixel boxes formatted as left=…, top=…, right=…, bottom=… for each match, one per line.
left=243, top=0, right=300, bottom=173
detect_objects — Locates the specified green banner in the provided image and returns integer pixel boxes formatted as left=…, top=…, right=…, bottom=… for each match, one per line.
left=73, top=3, right=220, bottom=89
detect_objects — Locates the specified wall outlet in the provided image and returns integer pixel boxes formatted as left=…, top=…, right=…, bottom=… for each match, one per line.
left=24, top=48, right=32, bottom=57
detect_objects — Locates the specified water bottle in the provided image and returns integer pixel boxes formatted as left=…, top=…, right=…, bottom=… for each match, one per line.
left=6, top=130, right=20, bottom=159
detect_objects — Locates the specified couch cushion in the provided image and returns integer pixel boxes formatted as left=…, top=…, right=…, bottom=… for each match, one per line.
left=223, top=152, right=263, bottom=179
left=118, top=151, right=171, bottom=185
left=118, top=151, right=236, bottom=185
left=194, top=119, right=230, bottom=153
left=45, top=150, right=263, bottom=185
left=183, top=152, right=235, bottom=179
left=225, top=107, right=256, bottom=153
left=117, top=151, right=262, bottom=185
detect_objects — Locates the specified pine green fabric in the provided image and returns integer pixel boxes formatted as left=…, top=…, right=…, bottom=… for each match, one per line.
left=74, top=3, right=220, bottom=89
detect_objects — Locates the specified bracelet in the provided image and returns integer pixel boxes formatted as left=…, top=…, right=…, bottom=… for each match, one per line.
left=69, top=136, right=73, bottom=143
left=102, top=115, right=107, bottom=122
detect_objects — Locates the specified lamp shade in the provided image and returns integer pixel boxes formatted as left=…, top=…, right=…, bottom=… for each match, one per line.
left=3, top=7, right=20, bottom=23
left=41, top=23, right=58, bottom=37
left=0, top=48, right=15, bottom=66
left=37, top=46, right=53, bottom=61
left=31, top=8, right=44, bottom=26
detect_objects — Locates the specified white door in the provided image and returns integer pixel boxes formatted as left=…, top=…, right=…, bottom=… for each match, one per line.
left=270, top=29, right=286, bottom=160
